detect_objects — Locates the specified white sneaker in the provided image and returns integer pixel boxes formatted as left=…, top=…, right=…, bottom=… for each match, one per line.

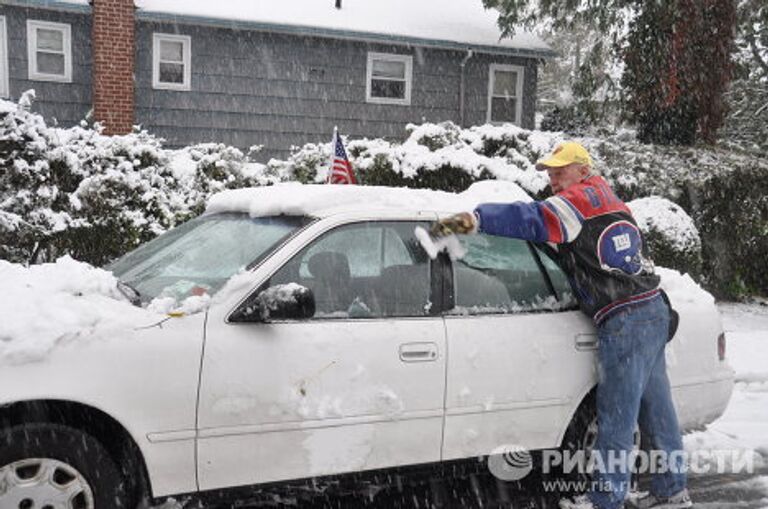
left=559, top=494, right=598, bottom=509
left=626, top=488, right=692, bottom=509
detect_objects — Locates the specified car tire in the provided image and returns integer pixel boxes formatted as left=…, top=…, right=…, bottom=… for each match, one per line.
left=0, top=423, right=136, bottom=509
left=559, top=398, right=642, bottom=488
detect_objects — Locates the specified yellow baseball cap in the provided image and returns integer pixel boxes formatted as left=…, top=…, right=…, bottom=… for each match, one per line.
left=535, top=141, right=593, bottom=171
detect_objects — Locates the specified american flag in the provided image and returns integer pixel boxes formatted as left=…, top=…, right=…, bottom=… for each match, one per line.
left=327, top=128, right=357, bottom=185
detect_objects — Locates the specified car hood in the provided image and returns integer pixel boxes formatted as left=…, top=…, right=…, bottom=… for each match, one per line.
left=0, top=256, right=207, bottom=367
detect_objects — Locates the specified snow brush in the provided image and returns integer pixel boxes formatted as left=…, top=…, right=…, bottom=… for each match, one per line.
left=415, top=212, right=476, bottom=260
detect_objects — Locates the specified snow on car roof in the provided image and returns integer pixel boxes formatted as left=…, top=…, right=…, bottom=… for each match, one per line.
left=204, top=181, right=533, bottom=219
left=128, top=0, right=549, bottom=54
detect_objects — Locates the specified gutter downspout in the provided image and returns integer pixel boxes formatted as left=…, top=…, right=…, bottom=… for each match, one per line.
left=459, top=49, right=474, bottom=127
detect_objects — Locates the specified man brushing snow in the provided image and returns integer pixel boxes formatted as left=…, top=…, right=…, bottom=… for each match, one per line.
left=433, top=142, right=690, bottom=509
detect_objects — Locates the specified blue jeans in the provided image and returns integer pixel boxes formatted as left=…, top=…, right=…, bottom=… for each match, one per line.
left=588, top=294, right=687, bottom=509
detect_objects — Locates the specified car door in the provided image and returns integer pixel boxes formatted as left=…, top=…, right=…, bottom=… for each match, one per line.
left=441, top=233, right=597, bottom=461
left=197, top=219, right=447, bottom=491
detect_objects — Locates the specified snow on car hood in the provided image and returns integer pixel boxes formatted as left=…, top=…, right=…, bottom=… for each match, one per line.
left=204, top=180, right=533, bottom=218
left=0, top=256, right=206, bottom=365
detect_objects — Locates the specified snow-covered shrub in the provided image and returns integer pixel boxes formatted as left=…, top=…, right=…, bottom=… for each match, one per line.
left=584, top=133, right=768, bottom=298
left=169, top=143, right=276, bottom=217
left=266, top=141, right=331, bottom=184
left=0, top=94, right=274, bottom=266
left=269, top=122, right=552, bottom=196
left=628, top=197, right=703, bottom=278
left=406, top=121, right=462, bottom=151
left=0, top=91, right=82, bottom=263
left=694, top=166, right=768, bottom=299
left=3, top=91, right=765, bottom=299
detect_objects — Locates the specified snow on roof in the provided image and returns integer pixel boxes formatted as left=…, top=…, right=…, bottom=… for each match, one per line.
left=130, top=0, right=550, bottom=55
left=205, top=181, right=533, bottom=219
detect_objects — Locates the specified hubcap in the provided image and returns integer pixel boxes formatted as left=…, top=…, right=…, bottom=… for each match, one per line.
left=0, top=458, right=94, bottom=509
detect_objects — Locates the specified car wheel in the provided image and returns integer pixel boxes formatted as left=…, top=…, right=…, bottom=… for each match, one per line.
left=0, top=423, right=134, bottom=509
left=562, top=398, right=641, bottom=457
left=558, top=399, right=642, bottom=488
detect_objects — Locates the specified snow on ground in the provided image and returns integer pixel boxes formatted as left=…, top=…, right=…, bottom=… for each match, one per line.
left=684, top=302, right=768, bottom=472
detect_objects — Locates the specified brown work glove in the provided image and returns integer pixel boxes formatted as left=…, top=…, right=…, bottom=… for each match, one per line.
left=430, top=212, right=478, bottom=238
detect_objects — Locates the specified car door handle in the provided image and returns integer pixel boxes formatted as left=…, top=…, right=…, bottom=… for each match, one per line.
left=399, top=342, right=439, bottom=362
left=575, top=333, right=598, bottom=351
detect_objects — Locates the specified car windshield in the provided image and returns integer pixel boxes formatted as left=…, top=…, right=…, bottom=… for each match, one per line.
left=108, top=213, right=311, bottom=302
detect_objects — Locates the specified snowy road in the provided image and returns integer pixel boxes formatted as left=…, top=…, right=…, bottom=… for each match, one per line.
left=678, top=302, right=768, bottom=508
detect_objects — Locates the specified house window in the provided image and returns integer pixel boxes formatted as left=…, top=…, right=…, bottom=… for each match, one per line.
left=0, top=17, right=8, bottom=97
left=366, top=52, right=412, bottom=105
left=487, top=64, right=524, bottom=124
left=26, top=20, right=72, bottom=82
left=152, top=33, right=191, bottom=91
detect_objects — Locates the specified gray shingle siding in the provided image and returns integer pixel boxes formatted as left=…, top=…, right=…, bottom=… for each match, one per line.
left=0, top=4, right=91, bottom=125
left=1, top=5, right=541, bottom=161
left=463, top=53, right=538, bottom=128
left=136, top=21, right=539, bottom=160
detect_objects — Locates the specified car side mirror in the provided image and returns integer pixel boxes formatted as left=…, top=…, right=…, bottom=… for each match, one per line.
left=230, top=283, right=315, bottom=323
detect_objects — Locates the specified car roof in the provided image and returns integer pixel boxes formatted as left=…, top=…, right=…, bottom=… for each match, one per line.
left=204, top=181, right=533, bottom=220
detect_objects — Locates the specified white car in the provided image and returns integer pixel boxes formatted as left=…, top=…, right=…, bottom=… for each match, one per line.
left=0, top=183, right=734, bottom=508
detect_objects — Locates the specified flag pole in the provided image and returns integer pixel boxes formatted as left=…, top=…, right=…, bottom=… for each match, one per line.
left=327, top=126, right=338, bottom=184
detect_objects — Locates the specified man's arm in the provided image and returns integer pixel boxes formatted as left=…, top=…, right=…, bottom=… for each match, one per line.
left=474, top=197, right=583, bottom=244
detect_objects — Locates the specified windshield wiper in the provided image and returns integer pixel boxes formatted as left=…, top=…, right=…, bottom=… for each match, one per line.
left=117, top=280, right=142, bottom=307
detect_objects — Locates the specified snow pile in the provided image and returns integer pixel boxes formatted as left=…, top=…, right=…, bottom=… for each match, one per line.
left=0, top=257, right=155, bottom=364
left=147, top=293, right=212, bottom=315
left=0, top=256, right=216, bottom=365
left=657, top=267, right=715, bottom=306
left=628, top=196, right=701, bottom=254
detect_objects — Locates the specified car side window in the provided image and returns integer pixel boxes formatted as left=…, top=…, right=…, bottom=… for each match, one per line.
left=536, top=249, right=578, bottom=308
left=269, top=221, right=432, bottom=319
left=449, top=233, right=567, bottom=315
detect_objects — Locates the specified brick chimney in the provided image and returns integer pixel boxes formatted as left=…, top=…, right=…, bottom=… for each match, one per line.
left=92, top=0, right=135, bottom=134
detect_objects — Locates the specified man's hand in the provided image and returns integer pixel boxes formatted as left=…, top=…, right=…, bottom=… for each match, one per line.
left=430, top=212, right=477, bottom=238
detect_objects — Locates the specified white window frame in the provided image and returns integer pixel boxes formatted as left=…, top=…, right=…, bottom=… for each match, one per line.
left=365, top=52, right=413, bottom=106
left=27, top=20, right=72, bottom=83
left=0, top=17, right=9, bottom=97
left=486, top=63, right=524, bottom=125
left=152, top=33, right=191, bottom=91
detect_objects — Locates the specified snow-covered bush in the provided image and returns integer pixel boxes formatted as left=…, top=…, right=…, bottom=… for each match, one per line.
left=2, top=91, right=765, bottom=299
left=628, top=197, right=702, bottom=277
left=0, top=94, right=275, bottom=266
left=583, top=134, right=768, bottom=298
left=267, top=121, right=552, bottom=196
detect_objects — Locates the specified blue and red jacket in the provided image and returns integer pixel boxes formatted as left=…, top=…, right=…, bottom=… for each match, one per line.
left=474, top=175, right=660, bottom=324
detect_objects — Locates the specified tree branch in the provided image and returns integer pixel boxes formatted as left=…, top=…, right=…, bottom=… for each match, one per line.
left=747, top=33, right=768, bottom=76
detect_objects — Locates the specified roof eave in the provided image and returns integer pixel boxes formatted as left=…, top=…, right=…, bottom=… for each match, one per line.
left=136, top=10, right=557, bottom=59
left=1, top=0, right=557, bottom=59
left=2, top=0, right=90, bottom=14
